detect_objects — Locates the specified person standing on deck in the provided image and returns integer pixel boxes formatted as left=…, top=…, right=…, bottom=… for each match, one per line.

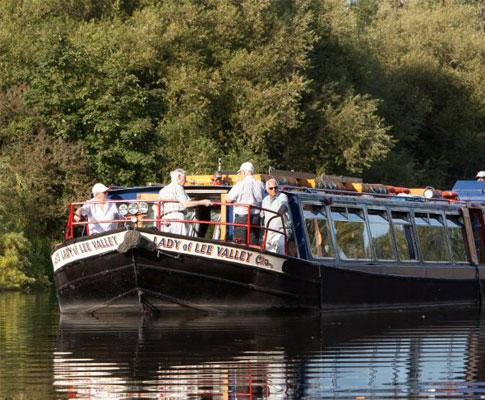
left=158, top=168, right=211, bottom=236
left=261, top=178, right=289, bottom=255
left=74, top=183, right=121, bottom=234
left=476, top=171, right=485, bottom=181
left=226, top=162, right=265, bottom=245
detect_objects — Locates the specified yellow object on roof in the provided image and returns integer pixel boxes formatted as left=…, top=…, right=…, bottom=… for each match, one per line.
left=185, top=173, right=316, bottom=188
left=409, top=188, right=426, bottom=196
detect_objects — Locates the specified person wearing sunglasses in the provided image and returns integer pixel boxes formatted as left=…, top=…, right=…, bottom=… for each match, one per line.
left=261, top=178, right=290, bottom=255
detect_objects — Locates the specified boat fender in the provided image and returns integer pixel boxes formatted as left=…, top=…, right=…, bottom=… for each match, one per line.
left=117, top=230, right=157, bottom=254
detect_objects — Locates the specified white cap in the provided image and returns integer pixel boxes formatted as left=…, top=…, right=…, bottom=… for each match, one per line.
left=92, top=183, right=109, bottom=195
left=238, top=161, right=254, bottom=174
left=476, top=171, right=485, bottom=179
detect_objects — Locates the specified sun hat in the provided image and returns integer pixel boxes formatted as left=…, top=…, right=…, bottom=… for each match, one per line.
left=237, top=161, right=255, bottom=174
left=92, top=183, right=109, bottom=195
left=476, top=171, right=485, bottom=179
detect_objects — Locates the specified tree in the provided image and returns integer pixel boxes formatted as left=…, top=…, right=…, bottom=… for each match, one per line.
left=361, top=0, right=485, bottom=186
left=0, top=232, right=35, bottom=290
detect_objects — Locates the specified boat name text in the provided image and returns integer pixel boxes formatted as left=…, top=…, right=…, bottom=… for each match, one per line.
left=52, top=234, right=121, bottom=270
left=152, top=237, right=275, bottom=269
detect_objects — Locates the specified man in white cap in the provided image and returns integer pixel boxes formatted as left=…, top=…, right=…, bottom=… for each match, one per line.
left=476, top=171, right=485, bottom=181
left=74, top=183, right=121, bottom=235
left=226, top=161, right=265, bottom=245
left=261, top=178, right=290, bottom=255
left=159, top=168, right=212, bottom=236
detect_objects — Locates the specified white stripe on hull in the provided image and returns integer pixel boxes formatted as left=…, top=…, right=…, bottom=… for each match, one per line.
left=51, top=231, right=285, bottom=274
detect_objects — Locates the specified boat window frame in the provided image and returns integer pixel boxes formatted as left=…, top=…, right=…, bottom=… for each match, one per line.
left=444, top=211, right=470, bottom=264
left=329, top=204, right=372, bottom=262
left=389, top=208, right=419, bottom=263
left=366, top=206, right=398, bottom=262
left=301, top=201, right=337, bottom=260
left=412, top=209, right=451, bottom=264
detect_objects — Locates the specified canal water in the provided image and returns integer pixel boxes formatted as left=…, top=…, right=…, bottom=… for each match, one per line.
left=3, top=292, right=485, bottom=399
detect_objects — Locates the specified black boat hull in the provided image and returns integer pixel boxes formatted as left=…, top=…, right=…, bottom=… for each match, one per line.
left=52, top=229, right=485, bottom=314
left=53, top=229, right=320, bottom=313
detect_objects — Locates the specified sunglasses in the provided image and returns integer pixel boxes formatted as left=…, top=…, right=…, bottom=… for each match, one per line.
left=268, top=186, right=278, bottom=190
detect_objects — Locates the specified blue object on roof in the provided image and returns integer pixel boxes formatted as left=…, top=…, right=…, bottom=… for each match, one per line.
left=391, top=196, right=426, bottom=202
left=452, top=180, right=485, bottom=202
left=107, top=186, right=162, bottom=200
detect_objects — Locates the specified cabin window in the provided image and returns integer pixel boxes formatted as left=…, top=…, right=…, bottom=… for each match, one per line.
left=303, top=204, right=335, bottom=258
left=367, top=209, right=396, bottom=261
left=446, top=215, right=468, bottom=263
left=331, top=207, right=371, bottom=260
left=415, top=212, right=449, bottom=262
left=391, top=211, right=417, bottom=261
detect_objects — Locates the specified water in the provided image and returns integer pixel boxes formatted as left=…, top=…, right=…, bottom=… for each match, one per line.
left=3, top=293, right=485, bottom=399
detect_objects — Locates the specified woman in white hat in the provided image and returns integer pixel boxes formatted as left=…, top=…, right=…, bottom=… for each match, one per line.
left=74, top=183, right=121, bottom=234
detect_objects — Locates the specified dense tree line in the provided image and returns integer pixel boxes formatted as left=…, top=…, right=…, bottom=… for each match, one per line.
left=0, top=0, right=483, bottom=287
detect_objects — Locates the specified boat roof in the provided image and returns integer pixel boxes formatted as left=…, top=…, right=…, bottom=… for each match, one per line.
left=452, top=180, right=485, bottom=202
left=104, top=172, right=485, bottom=209
left=292, top=190, right=463, bottom=212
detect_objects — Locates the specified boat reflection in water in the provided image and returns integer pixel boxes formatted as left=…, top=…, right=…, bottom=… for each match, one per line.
left=55, top=308, right=485, bottom=399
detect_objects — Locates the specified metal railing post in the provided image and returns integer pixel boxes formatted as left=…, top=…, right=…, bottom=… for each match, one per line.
left=70, top=203, right=74, bottom=239
left=157, top=201, right=161, bottom=231
left=246, top=205, right=251, bottom=245
left=66, top=202, right=74, bottom=240
left=282, top=215, right=288, bottom=256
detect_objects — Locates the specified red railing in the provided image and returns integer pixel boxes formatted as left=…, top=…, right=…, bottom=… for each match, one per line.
left=65, top=199, right=289, bottom=255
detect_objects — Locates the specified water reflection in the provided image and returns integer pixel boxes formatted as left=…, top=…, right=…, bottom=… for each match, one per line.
left=54, top=308, right=485, bottom=399
left=0, top=292, right=59, bottom=399
left=3, top=292, right=485, bottom=398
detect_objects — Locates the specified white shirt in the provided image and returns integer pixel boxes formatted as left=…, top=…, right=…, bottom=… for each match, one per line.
left=158, top=182, right=190, bottom=216
left=80, top=200, right=120, bottom=234
left=261, top=193, right=289, bottom=233
left=227, top=176, right=265, bottom=215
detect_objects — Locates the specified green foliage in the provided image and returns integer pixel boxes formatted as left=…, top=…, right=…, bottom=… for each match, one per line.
left=352, top=0, right=380, bottom=32
left=0, top=0, right=396, bottom=182
left=318, top=93, right=393, bottom=174
left=0, top=232, right=35, bottom=290
left=359, top=0, right=485, bottom=186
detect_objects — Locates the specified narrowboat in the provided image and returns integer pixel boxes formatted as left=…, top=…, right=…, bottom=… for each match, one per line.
left=51, top=171, right=485, bottom=314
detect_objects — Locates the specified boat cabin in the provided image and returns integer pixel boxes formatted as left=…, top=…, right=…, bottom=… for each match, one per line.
left=64, top=173, right=485, bottom=268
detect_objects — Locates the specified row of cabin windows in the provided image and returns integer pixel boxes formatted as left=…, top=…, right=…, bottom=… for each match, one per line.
left=303, top=204, right=468, bottom=263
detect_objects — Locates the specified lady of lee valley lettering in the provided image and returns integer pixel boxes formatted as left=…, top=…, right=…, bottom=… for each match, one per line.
left=151, top=237, right=265, bottom=265
left=53, top=233, right=275, bottom=270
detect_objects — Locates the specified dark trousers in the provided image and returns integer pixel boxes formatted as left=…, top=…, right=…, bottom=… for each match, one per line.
left=234, top=214, right=261, bottom=245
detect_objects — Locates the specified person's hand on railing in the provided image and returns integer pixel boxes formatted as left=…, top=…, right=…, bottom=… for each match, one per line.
left=201, top=199, right=212, bottom=207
